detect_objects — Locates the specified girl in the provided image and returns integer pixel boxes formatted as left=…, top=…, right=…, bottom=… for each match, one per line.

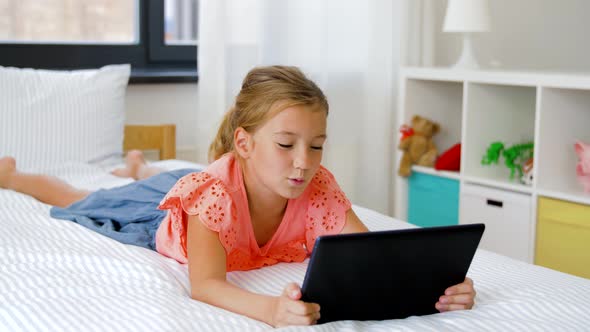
left=0, top=66, right=475, bottom=327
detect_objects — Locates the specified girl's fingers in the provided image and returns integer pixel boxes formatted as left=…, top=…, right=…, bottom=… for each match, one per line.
left=445, top=277, right=475, bottom=295
left=436, top=302, right=470, bottom=312
left=287, top=300, right=321, bottom=316
left=439, top=293, right=474, bottom=306
left=437, top=278, right=476, bottom=312
left=282, top=309, right=321, bottom=326
left=282, top=282, right=301, bottom=300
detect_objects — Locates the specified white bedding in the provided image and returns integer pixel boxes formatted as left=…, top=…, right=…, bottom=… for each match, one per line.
left=1, top=160, right=589, bottom=332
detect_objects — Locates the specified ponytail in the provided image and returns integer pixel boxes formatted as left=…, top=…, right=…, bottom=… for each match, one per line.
left=208, top=107, right=236, bottom=162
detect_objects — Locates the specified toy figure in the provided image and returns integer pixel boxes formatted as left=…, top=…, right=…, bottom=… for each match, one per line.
left=521, top=157, right=534, bottom=186
left=481, top=141, right=534, bottom=181
left=502, top=143, right=534, bottom=179
left=575, top=140, right=590, bottom=193
left=481, top=142, right=505, bottom=165
left=398, top=115, right=440, bottom=177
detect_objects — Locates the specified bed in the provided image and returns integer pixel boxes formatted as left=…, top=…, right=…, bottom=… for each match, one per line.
left=1, top=65, right=589, bottom=331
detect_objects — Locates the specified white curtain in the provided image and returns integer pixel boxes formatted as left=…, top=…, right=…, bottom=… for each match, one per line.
left=197, top=0, right=405, bottom=216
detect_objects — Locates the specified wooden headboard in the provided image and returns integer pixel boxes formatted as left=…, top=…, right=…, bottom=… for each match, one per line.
left=123, top=124, right=176, bottom=160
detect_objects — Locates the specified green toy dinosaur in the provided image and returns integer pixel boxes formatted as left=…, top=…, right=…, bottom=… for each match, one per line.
left=481, top=142, right=505, bottom=165
left=482, top=141, right=534, bottom=180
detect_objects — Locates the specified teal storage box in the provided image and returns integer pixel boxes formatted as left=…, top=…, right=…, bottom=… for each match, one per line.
left=408, top=171, right=459, bottom=227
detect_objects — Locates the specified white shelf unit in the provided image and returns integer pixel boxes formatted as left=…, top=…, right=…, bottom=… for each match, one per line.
left=395, top=67, right=590, bottom=264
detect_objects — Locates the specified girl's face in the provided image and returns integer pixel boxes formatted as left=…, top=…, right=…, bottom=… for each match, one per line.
left=243, top=104, right=327, bottom=200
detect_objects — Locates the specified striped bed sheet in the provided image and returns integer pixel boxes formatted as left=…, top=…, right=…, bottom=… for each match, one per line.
left=1, top=160, right=589, bottom=332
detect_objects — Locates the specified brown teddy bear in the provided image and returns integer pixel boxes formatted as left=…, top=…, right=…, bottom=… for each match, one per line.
left=398, top=115, right=440, bottom=177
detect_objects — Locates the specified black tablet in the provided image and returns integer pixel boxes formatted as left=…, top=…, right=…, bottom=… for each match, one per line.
left=300, top=223, right=485, bottom=323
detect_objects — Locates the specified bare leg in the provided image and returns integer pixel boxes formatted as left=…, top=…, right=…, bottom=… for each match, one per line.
left=0, top=157, right=90, bottom=208
left=110, top=150, right=165, bottom=180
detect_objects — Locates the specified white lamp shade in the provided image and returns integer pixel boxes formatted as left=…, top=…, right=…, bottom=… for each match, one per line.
left=443, top=0, right=491, bottom=32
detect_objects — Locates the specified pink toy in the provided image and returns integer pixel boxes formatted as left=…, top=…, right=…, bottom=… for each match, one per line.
left=575, top=141, right=590, bottom=193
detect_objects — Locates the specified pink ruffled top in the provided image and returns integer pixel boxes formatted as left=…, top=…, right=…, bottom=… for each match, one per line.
left=155, top=153, right=351, bottom=271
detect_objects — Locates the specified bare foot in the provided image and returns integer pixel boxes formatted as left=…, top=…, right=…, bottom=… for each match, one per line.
left=0, top=157, right=17, bottom=189
left=111, top=150, right=147, bottom=180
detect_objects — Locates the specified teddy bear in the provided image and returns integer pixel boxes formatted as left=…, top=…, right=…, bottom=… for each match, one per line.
left=397, top=115, right=440, bottom=177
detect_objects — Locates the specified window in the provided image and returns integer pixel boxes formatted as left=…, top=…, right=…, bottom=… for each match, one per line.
left=165, top=0, right=199, bottom=46
left=0, top=0, right=198, bottom=83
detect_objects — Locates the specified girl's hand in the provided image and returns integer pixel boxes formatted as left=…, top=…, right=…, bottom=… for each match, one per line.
left=435, top=277, right=476, bottom=312
left=269, top=282, right=321, bottom=327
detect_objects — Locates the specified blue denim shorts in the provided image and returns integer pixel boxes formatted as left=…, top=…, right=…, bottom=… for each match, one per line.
left=50, top=168, right=201, bottom=250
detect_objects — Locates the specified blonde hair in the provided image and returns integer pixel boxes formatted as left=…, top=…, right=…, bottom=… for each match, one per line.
left=208, top=65, right=329, bottom=162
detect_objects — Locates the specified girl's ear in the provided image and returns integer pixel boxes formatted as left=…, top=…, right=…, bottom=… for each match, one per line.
left=234, top=127, right=252, bottom=158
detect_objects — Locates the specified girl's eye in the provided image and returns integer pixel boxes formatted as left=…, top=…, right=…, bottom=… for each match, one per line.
left=277, top=143, right=323, bottom=150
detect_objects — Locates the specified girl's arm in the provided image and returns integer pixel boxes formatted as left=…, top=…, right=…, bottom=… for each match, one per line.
left=339, top=208, right=475, bottom=311
left=186, top=215, right=320, bottom=327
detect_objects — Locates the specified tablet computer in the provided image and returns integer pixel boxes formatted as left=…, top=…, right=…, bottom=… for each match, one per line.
left=300, top=223, right=485, bottom=323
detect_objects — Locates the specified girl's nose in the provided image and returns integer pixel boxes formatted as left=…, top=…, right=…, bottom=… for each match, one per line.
left=294, top=149, right=310, bottom=170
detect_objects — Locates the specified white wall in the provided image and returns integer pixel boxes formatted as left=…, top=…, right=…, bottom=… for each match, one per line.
left=432, top=0, right=590, bottom=71
left=125, top=83, right=200, bottom=161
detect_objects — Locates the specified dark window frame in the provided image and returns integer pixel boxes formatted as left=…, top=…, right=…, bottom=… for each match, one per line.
left=0, top=0, right=197, bottom=84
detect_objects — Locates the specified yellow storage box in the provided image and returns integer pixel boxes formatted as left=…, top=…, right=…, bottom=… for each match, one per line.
left=536, top=197, right=590, bottom=279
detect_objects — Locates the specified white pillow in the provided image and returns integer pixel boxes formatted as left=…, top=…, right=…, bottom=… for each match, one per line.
left=0, top=64, right=130, bottom=171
